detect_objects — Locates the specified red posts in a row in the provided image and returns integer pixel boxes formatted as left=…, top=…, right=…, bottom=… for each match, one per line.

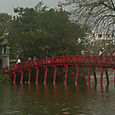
left=100, top=67, right=103, bottom=84
left=20, top=71, right=24, bottom=84
left=28, top=69, right=31, bottom=84
left=105, top=68, right=109, bottom=85
left=44, top=67, right=48, bottom=85
left=93, top=68, right=97, bottom=84
left=35, top=68, right=39, bottom=84
left=114, top=71, right=115, bottom=84
left=12, top=72, right=16, bottom=84
left=75, top=65, right=79, bottom=85
left=53, top=66, right=57, bottom=85
left=87, top=67, right=91, bottom=85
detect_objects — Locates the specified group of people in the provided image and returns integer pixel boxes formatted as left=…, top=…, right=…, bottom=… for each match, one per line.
left=16, top=56, right=37, bottom=64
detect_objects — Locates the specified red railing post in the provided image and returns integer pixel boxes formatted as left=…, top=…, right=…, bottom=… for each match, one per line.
left=93, top=67, right=97, bottom=84
left=87, top=67, right=91, bottom=85
left=20, top=71, right=24, bottom=84
left=44, top=67, right=48, bottom=85
left=28, top=69, right=31, bottom=84
left=53, top=66, right=57, bottom=85
left=75, top=65, right=79, bottom=85
left=64, top=65, right=68, bottom=85
left=105, top=68, right=109, bottom=85
left=35, top=69, right=39, bottom=84
left=12, top=72, right=16, bottom=84
left=100, top=67, right=103, bottom=84
left=113, top=70, right=115, bottom=84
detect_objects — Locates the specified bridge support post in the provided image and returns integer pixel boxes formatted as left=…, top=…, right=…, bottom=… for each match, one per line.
left=44, top=67, right=48, bottom=85
left=113, top=70, right=115, bottom=84
left=75, top=65, right=79, bottom=85
left=28, top=69, right=31, bottom=84
left=105, top=68, right=109, bottom=85
left=53, top=66, right=57, bottom=85
left=93, top=67, right=97, bottom=84
left=61, top=68, right=64, bottom=82
left=35, top=69, right=39, bottom=84
left=64, top=65, right=68, bottom=85
left=87, top=67, right=91, bottom=85
left=12, top=72, right=16, bottom=84
left=100, top=67, right=103, bottom=84
left=20, top=71, right=24, bottom=84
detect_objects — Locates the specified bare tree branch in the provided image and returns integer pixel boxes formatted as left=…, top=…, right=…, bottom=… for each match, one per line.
left=61, top=0, right=115, bottom=32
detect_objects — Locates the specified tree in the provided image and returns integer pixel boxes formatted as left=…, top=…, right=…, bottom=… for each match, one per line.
left=0, top=13, right=11, bottom=47
left=83, top=34, right=115, bottom=54
left=61, top=0, right=115, bottom=32
left=7, top=2, right=87, bottom=60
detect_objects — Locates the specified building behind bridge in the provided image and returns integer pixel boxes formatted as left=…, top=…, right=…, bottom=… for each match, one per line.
left=0, top=37, right=10, bottom=69
left=85, top=32, right=115, bottom=55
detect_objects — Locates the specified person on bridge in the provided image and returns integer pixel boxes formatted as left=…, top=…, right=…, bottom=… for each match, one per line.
left=16, top=58, right=21, bottom=64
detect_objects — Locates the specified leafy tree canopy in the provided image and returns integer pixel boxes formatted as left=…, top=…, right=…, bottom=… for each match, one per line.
left=6, top=2, right=87, bottom=60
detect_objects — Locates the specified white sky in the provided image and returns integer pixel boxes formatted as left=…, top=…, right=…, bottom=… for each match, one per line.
left=0, top=0, right=63, bottom=15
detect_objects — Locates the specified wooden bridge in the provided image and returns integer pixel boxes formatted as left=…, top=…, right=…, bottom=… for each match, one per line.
left=3, top=54, right=115, bottom=85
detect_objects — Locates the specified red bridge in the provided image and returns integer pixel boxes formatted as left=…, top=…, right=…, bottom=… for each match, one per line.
left=3, top=54, right=115, bottom=85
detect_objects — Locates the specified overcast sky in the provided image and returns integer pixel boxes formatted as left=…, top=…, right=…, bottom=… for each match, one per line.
left=0, top=0, right=63, bottom=15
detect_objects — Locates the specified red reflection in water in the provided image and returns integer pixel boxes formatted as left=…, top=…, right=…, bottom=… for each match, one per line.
left=36, top=84, right=39, bottom=95
left=20, top=84, right=24, bottom=94
left=94, top=84, right=97, bottom=91
left=13, top=83, right=17, bottom=88
left=87, top=84, right=91, bottom=92
left=64, top=84, right=68, bottom=94
left=44, top=84, right=48, bottom=103
left=114, top=83, right=115, bottom=88
left=75, top=85, right=79, bottom=93
left=100, top=84, right=103, bottom=96
left=64, top=84, right=69, bottom=100
left=28, top=83, right=31, bottom=94
left=53, top=84, right=57, bottom=98
left=13, top=83, right=17, bottom=93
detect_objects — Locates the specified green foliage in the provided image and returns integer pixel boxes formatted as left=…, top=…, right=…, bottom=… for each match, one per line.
left=0, top=13, right=11, bottom=37
left=0, top=73, right=11, bottom=84
left=2, top=2, right=87, bottom=61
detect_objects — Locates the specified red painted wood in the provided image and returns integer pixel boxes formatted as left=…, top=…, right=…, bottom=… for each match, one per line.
left=100, top=67, right=103, bottom=84
left=53, top=66, right=57, bottom=85
left=28, top=69, right=31, bottom=84
left=93, top=68, right=97, bottom=84
left=75, top=66, right=79, bottom=85
left=44, top=67, right=48, bottom=85
left=35, top=69, right=39, bottom=84
left=87, top=67, right=91, bottom=85
left=20, top=71, right=24, bottom=84
left=105, top=68, right=109, bottom=85
left=13, top=72, right=16, bottom=84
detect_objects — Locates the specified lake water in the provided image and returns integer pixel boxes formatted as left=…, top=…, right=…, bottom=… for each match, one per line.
left=0, top=78, right=115, bottom=115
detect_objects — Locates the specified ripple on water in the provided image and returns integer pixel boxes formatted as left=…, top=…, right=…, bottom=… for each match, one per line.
left=61, top=107, right=70, bottom=115
left=5, top=110, right=20, bottom=114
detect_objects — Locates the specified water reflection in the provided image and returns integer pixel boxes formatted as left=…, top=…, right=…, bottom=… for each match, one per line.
left=1, top=80, right=115, bottom=115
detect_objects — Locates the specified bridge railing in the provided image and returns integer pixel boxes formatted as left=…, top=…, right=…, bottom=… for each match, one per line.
left=2, top=54, right=115, bottom=73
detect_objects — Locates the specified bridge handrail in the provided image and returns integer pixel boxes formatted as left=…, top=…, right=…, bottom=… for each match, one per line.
left=3, top=54, right=115, bottom=73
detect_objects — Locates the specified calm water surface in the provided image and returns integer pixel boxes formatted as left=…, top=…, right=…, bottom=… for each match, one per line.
left=0, top=78, right=115, bottom=115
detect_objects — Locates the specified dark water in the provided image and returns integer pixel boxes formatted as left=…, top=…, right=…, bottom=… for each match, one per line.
left=0, top=78, right=115, bottom=115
